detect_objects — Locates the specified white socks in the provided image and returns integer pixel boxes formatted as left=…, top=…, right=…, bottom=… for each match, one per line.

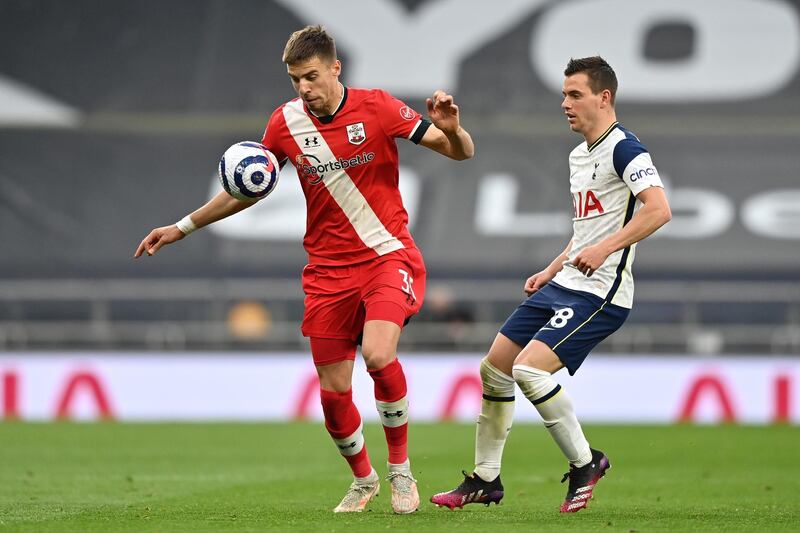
left=355, top=468, right=379, bottom=484
left=472, top=359, right=593, bottom=478
left=474, top=358, right=516, bottom=481
left=512, top=364, right=592, bottom=467
left=388, top=458, right=411, bottom=474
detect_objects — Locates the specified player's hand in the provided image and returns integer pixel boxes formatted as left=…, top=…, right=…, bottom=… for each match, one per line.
left=133, top=225, right=185, bottom=258
left=524, top=269, right=554, bottom=296
left=571, top=243, right=611, bottom=277
left=426, top=90, right=460, bottom=134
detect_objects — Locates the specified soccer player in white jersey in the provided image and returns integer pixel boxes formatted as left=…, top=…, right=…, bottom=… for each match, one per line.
left=134, top=26, right=474, bottom=514
left=431, top=56, right=671, bottom=513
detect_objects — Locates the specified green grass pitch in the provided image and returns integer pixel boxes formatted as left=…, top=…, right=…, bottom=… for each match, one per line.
left=1, top=422, right=797, bottom=531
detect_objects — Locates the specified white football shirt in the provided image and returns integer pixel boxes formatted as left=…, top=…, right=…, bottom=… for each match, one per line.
left=552, top=122, right=664, bottom=308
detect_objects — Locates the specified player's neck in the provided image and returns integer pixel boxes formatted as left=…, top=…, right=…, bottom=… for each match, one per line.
left=311, top=82, right=345, bottom=118
left=584, top=115, right=618, bottom=146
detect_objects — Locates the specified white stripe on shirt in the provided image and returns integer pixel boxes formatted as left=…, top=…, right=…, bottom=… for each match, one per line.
left=283, top=100, right=404, bottom=256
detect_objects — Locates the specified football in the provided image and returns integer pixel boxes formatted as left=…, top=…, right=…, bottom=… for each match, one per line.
left=218, top=141, right=280, bottom=201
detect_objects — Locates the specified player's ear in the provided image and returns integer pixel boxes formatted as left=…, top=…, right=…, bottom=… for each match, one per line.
left=601, top=89, right=612, bottom=108
left=331, top=59, right=342, bottom=77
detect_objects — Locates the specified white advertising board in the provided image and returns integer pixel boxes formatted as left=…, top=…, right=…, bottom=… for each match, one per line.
left=0, top=353, right=796, bottom=424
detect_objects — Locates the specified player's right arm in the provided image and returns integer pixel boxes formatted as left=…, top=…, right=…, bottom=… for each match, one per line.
left=133, top=191, right=257, bottom=258
left=523, top=240, right=573, bottom=296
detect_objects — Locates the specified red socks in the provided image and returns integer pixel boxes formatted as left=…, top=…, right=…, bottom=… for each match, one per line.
left=320, top=388, right=372, bottom=478
left=368, top=358, right=409, bottom=465
left=319, top=359, right=410, bottom=475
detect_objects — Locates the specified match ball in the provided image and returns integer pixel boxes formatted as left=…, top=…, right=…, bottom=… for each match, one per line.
left=218, top=141, right=280, bottom=201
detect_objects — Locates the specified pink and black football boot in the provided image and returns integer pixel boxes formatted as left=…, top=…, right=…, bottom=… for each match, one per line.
left=430, top=471, right=504, bottom=510
left=559, top=448, right=611, bottom=513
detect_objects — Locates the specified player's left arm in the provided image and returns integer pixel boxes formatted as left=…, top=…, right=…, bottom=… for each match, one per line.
left=419, top=90, right=475, bottom=160
left=571, top=187, right=672, bottom=277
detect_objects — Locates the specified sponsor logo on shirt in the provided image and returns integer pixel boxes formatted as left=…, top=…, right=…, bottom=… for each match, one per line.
left=629, top=167, right=656, bottom=182
left=572, top=190, right=605, bottom=219
left=296, top=151, right=376, bottom=185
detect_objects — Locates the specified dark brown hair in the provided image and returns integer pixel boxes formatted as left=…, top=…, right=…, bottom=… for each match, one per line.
left=282, top=25, right=337, bottom=65
left=564, top=56, right=618, bottom=104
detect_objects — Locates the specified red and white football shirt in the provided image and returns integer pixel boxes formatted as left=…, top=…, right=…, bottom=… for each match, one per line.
left=261, top=87, right=430, bottom=266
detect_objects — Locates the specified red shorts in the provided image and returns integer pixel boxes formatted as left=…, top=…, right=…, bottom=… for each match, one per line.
left=301, top=247, right=427, bottom=365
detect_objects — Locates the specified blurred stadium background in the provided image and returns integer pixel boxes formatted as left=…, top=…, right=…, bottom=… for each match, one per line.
left=0, top=0, right=799, bottom=424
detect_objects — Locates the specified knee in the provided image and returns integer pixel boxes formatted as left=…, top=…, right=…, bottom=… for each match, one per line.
left=511, top=364, right=557, bottom=401
left=361, top=344, right=394, bottom=370
left=317, top=365, right=352, bottom=393
left=511, top=364, right=550, bottom=381
left=479, top=357, right=515, bottom=397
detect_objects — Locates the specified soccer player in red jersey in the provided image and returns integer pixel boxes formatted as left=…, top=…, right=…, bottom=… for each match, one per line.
left=134, top=25, right=474, bottom=514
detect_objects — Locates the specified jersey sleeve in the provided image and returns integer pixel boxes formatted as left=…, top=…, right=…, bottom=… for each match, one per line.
left=260, top=107, right=289, bottom=167
left=374, top=89, right=431, bottom=144
left=613, top=138, right=664, bottom=196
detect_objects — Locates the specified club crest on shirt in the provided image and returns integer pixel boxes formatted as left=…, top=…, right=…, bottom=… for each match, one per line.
left=346, top=122, right=366, bottom=145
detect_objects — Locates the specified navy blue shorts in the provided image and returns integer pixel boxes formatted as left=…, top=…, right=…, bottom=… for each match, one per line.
left=499, top=282, right=629, bottom=375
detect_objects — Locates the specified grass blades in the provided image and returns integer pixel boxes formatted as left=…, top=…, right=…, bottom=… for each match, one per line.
left=0, top=422, right=797, bottom=532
